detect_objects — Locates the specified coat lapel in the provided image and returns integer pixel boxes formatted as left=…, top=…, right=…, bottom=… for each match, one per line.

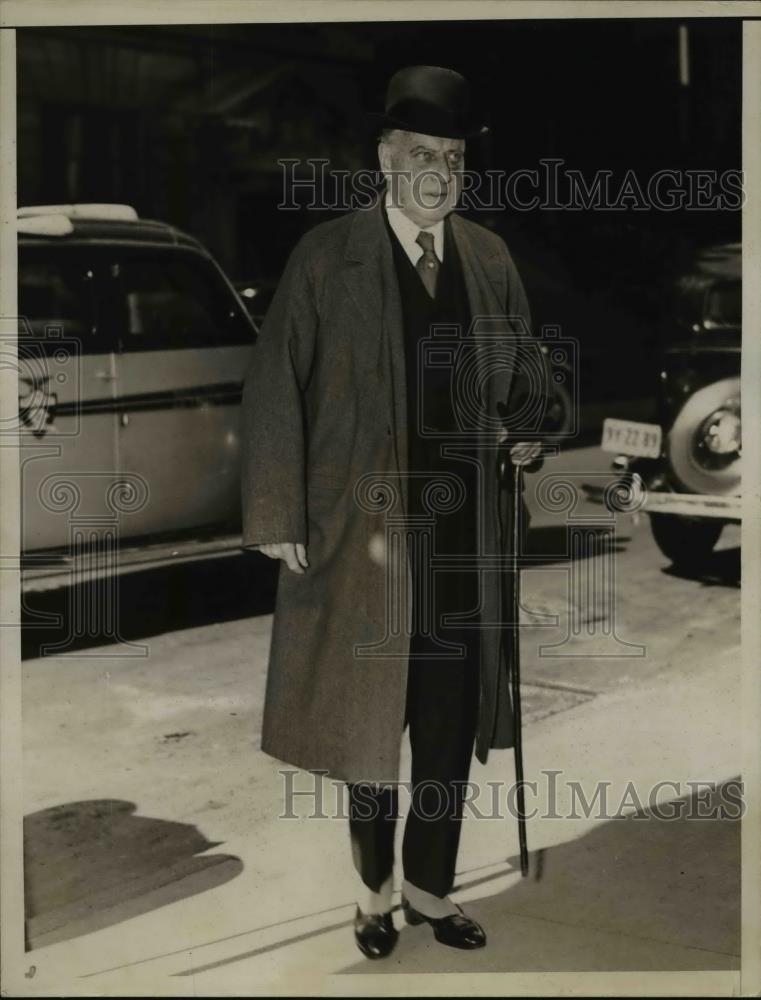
left=342, top=202, right=384, bottom=354
left=450, top=212, right=519, bottom=424
left=342, top=201, right=408, bottom=509
left=450, top=212, right=507, bottom=316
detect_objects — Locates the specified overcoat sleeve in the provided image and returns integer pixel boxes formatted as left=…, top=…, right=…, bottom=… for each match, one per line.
left=239, top=237, right=318, bottom=547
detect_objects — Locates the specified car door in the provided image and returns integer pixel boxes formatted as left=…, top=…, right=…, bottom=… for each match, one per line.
left=106, top=244, right=256, bottom=540
left=18, top=243, right=120, bottom=553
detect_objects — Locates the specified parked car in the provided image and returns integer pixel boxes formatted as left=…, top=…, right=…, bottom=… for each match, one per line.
left=596, top=242, right=740, bottom=568
left=16, top=204, right=257, bottom=587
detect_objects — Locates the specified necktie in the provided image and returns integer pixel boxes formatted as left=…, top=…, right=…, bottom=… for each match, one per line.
left=415, top=230, right=439, bottom=298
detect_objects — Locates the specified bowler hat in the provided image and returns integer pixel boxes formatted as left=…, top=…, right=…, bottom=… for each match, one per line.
left=370, top=65, right=488, bottom=140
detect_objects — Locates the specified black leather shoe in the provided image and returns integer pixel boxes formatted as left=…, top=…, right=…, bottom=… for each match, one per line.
left=354, top=906, right=399, bottom=959
left=401, top=897, right=486, bottom=949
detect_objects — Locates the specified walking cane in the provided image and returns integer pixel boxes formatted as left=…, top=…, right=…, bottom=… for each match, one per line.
left=497, top=441, right=530, bottom=877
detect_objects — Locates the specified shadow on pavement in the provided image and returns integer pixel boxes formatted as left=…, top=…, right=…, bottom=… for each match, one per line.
left=524, top=524, right=631, bottom=566
left=21, top=551, right=278, bottom=659
left=24, top=800, right=242, bottom=951
left=662, top=546, right=740, bottom=589
left=344, top=780, right=741, bottom=973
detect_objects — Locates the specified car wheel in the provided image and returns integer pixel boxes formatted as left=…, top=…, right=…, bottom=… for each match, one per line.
left=666, top=377, right=741, bottom=496
left=648, top=513, right=723, bottom=568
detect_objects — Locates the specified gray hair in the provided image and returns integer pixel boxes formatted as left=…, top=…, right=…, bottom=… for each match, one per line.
left=379, top=127, right=402, bottom=145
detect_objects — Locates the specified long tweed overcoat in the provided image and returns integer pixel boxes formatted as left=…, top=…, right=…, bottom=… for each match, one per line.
left=240, top=199, right=546, bottom=785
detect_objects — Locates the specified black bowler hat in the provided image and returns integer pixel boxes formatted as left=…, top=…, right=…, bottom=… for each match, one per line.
left=370, top=65, right=488, bottom=140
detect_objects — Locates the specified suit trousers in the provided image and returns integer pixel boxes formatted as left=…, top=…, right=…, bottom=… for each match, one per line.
left=348, top=416, right=481, bottom=897
left=348, top=575, right=481, bottom=898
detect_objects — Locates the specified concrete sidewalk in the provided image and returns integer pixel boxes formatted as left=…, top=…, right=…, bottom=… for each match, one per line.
left=16, top=598, right=741, bottom=996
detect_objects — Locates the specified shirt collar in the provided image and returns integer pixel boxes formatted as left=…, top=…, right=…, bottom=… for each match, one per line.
left=384, top=191, right=445, bottom=265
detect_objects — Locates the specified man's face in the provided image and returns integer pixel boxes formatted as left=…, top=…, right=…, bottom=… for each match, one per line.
left=379, top=130, right=465, bottom=227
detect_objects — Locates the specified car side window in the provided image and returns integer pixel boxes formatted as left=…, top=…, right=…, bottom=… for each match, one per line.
left=108, top=250, right=254, bottom=351
left=18, top=246, right=102, bottom=352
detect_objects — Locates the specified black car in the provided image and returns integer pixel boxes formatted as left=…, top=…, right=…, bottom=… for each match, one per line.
left=598, top=242, right=741, bottom=568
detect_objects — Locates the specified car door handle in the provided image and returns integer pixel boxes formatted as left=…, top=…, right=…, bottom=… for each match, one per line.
left=94, top=371, right=115, bottom=381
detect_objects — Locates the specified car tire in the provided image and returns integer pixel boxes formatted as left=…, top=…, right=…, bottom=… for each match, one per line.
left=648, top=512, right=723, bottom=569
left=666, top=377, right=741, bottom=496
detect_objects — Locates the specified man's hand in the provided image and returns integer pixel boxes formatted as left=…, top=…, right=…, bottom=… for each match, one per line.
left=254, top=542, right=309, bottom=574
left=498, top=429, right=544, bottom=470
left=509, top=441, right=543, bottom=468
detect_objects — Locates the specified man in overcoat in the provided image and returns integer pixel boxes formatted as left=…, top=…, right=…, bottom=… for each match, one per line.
left=240, top=65, right=548, bottom=958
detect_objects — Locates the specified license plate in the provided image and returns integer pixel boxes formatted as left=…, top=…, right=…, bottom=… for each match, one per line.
left=601, top=418, right=662, bottom=458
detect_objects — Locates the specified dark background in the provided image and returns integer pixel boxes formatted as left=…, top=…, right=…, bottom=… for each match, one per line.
left=17, top=18, right=742, bottom=406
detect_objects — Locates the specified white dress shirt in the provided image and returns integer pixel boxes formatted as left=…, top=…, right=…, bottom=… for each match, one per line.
left=384, top=192, right=445, bottom=266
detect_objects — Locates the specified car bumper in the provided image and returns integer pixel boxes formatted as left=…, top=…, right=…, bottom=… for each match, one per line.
left=582, top=479, right=741, bottom=520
